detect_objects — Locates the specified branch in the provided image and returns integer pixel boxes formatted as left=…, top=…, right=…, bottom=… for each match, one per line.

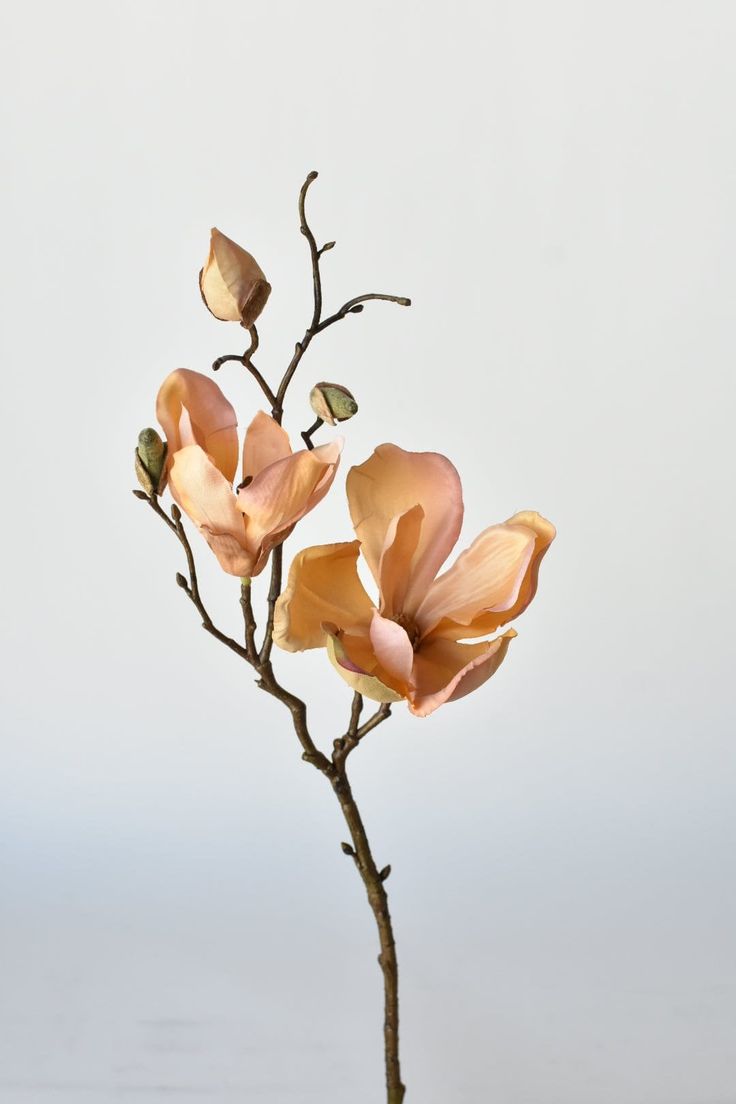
left=300, top=416, right=323, bottom=451
left=315, top=293, right=411, bottom=334
left=258, top=542, right=283, bottom=666
left=273, top=173, right=412, bottom=422
left=135, top=491, right=249, bottom=663
left=212, top=325, right=276, bottom=407
left=333, top=700, right=393, bottom=769
left=240, top=579, right=258, bottom=662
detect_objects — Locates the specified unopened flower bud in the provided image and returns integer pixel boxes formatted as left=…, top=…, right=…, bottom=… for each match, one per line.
left=199, top=227, right=271, bottom=326
left=135, top=428, right=167, bottom=495
left=309, top=382, right=358, bottom=426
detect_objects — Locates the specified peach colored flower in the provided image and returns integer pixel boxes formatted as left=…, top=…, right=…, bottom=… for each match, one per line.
left=155, top=369, right=342, bottom=579
left=199, top=228, right=271, bottom=326
left=156, top=368, right=240, bottom=485
left=274, top=444, right=554, bottom=717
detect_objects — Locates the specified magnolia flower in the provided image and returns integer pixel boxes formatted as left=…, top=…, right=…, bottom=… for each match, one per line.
left=155, top=369, right=342, bottom=579
left=156, top=368, right=239, bottom=485
left=199, top=228, right=271, bottom=326
left=274, top=444, right=554, bottom=717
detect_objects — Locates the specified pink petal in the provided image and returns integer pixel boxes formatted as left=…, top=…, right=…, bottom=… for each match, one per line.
left=409, top=631, right=516, bottom=717
left=324, top=628, right=404, bottom=704
left=242, top=412, right=292, bottom=482
left=426, top=511, right=556, bottom=641
left=156, top=369, right=239, bottom=483
left=237, top=439, right=342, bottom=555
left=377, top=505, right=425, bottom=620
left=168, top=445, right=253, bottom=577
left=416, top=522, right=537, bottom=638
left=369, top=611, right=414, bottom=691
left=346, top=444, right=463, bottom=617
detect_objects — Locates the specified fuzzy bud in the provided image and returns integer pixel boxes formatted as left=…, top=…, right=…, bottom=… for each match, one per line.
left=135, top=428, right=167, bottom=495
left=309, top=382, right=358, bottom=426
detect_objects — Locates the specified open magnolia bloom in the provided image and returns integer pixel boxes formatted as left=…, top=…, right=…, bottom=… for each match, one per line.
left=156, top=369, right=342, bottom=578
left=274, top=444, right=555, bottom=717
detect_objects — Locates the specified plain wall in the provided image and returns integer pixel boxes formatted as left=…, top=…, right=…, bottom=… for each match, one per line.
left=1, top=2, right=734, bottom=1101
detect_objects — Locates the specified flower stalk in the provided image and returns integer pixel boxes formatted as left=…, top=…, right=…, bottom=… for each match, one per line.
left=135, top=171, right=412, bottom=1100
left=135, top=169, right=553, bottom=1102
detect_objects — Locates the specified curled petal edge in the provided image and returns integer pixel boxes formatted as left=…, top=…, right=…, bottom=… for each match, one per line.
left=325, top=630, right=403, bottom=704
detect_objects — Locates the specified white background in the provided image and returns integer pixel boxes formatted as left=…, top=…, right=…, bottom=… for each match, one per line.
left=1, top=2, right=735, bottom=1101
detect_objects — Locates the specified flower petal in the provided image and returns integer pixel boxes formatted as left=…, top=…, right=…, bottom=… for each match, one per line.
left=377, top=505, right=424, bottom=620
left=168, top=445, right=253, bottom=576
left=238, top=439, right=342, bottom=555
left=409, top=631, right=516, bottom=717
left=273, top=542, right=374, bottom=652
left=242, top=412, right=292, bottom=482
left=199, top=228, right=271, bottom=325
left=347, top=444, right=463, bottom=616
left=416, top=522, right=537, bottom=637
left=425, top=512, right=556, bottom=640
left=369, top=611, right=414, bottom=691
left=156, top=369, right=239, bottom=483
left=325, top=629, right=403, bottom=704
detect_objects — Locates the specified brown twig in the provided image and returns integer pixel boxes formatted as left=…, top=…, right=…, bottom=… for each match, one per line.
left=212, top=325, right=276, bottom=407
left=240, top=579, right=258, bottom=662
left=316, top=293, right=411, bottom=334
left=301, top=416, right=323, bottom=451
left=271, top=171, right=411, bottom=424
left=137, top=492, right=250, bottom=663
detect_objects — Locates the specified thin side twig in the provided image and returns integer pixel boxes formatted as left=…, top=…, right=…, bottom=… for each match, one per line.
left=212, top=325, right=277, bottom=407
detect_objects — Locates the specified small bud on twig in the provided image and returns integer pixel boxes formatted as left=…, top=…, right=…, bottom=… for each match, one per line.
left=175, top=573, right=188, bottom=589
left=309, top=382, right=358, bottom=426
left=132, top=489, right=149, bottom=501
left=199, top=228, right=271, bottom=326
left=134, top=428, right=167, bottom=495
left=171, top=504, right=182, bottom=524
left=380, top=865, right=392, bottom=882
left=341, top=842, right=355, bottom=856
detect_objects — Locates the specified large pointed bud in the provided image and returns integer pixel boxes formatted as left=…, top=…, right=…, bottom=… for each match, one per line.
left=134, top=428, right=167, bottom=495
left=199, top=228, right=271, bottom=326
left=309, top=382, right=358, bottom=426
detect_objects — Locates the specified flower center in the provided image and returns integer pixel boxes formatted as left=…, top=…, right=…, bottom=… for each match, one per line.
left=393, top=612, right=420, bottom=650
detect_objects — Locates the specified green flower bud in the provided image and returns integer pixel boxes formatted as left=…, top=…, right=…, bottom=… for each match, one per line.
left=134, top=428, right=167, bottom=495
left=309, top=382, right=358, bottom=426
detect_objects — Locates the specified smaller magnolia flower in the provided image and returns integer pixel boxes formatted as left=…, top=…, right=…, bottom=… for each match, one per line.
left=274, top=444, right=555, bottom=717
left=199, top=228, right=271, bottom=326
left=309, top=382, right=359, bottom=425
left=167, top=411, right=342, bottom=579
left=156, top=368, right=239, bottom=486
